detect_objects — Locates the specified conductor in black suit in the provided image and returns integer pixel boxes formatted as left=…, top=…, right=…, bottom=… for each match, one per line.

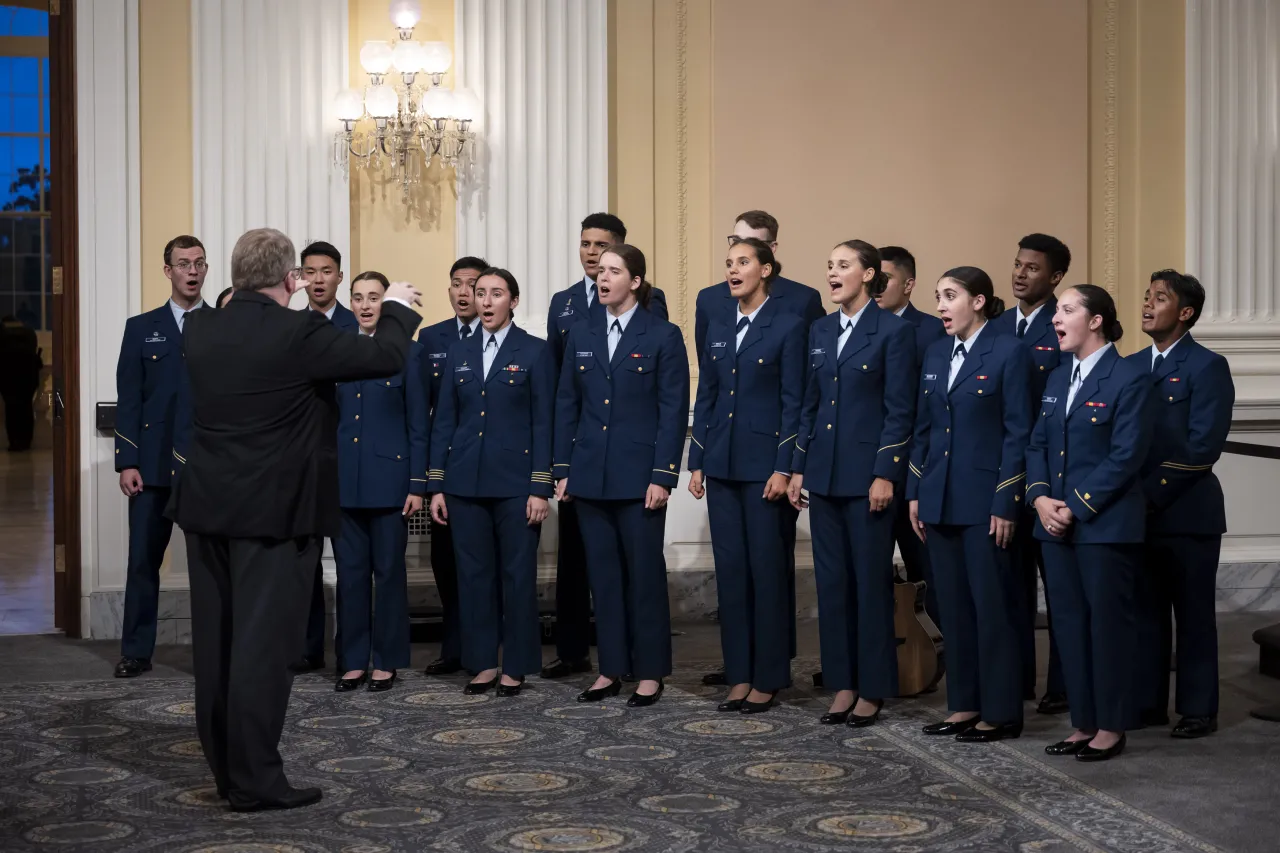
left=169, top=228, right=423, bottom=811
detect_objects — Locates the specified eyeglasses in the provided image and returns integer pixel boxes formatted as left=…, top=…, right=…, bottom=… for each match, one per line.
left=170, top=260, right=208, bottom=272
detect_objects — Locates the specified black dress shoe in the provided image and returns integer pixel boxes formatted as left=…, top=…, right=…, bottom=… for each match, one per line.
left=289, top=655, right=326, bottom=674
left=740, top=692, right=776, bottom=714
left=627, top=681, right=664, bottom=707
left=1037, top=692, right=1069, bottom=715
left=577, top=679, right=622, bottom=702
left=1139, top=709, right=1170, bottom=728
left=1076, top=734, right=1126, bottom=762
left=541, top=658, right=592, bottom=679
left=464, top=677, right=497, bottom=695
left=955, top=721, right=1023, bottom=742
left=423, top=657, right=462, bottom=676
left=812, top=671, right=824, bottom=688
left=717, top=698, right=745, bottom=713
left=701, top=670, right=728, bottom=686
left=229, top=786, right=323, bottom=812
left=820, top=709, right=852, bottom=725
left=1044, top=738, right=1090, bottom=756
left=114, top=657, right=152, bottom=678
left=1171, top=715, right=1217, bottom=739
left=847, top=701, right=884, bottom=728
left=496, top=677, right=525, bottom=697
left=923, top=718, right=980, bottom=736
left=335, top=672, right=367, bottom=692
left=368, top=671, right=397, bottom=692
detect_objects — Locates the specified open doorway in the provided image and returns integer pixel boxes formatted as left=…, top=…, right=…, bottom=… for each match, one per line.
left=0, top=0, right=75, bottom=637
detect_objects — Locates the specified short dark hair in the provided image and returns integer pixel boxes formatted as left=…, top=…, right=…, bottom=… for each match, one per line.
left=450, top=256, right=489, bottom=278
left=734, top=210, right=780, bottom=242
left=301, top=240, right=342, bottom=269
left=215, top=287, right=234, bottom=308
left=1017, top=233, right=1071, bottom=276
left=163, top=235, right=205, bottom=266
left=1150, top=268, right=1206, bottom=329
left=879, top=246, right=916, bottom=280
left=580, top=213, right=627, bottom=242
left=352, top=270, right=390, bottom=290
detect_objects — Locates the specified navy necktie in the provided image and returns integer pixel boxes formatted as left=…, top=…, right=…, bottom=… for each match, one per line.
left=1152, top=353, right=1164, bottom=374
left=1016, top=318, right=1028, bottom=339
left=460, top=325, right=471, bottom=340
left=736, top=317, right=750, bottom=334
left=953, top=342, right=966, bottom=360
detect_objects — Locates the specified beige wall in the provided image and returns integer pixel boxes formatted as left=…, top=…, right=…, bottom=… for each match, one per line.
left=139, top=0, right=194, bottom=309
left=347, top=0, right=456, bottom=320
left=711, top=0, right=1089, bottom=314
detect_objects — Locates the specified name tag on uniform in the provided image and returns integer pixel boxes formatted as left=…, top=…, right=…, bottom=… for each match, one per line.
left=710, top=341, right=727, bottom=349
left=575, top=351, right=593, bottom=358
left=1042, top=396, right=1057, bottom=403
left=429, top=352, right=448, bottom=359
left=924, top=373, right=938, bottom=381
left=559, top=310, right=575, bottom=318
left=145, top=336, right=167, bottom=343
left=454, top=363, right=472, bottom=372
left=810, top=348, right=826, bottom=355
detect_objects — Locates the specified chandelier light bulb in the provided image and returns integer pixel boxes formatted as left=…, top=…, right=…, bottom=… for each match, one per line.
left=389, top=0, right=422, bottom=30
left=366, top=84, right=400, bottom=119
left=391, top=39, right=424, bottom=73
left=419, top=41, right=453, bottom=75
left=451, top=87, right=480, bottom=123
left=333, top=88, right=365, bottom=122
left=420, top=85, right=456, bottom=120
left=359, top=40, right=394, bottom=75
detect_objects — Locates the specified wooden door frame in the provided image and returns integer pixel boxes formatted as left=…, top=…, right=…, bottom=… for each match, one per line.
left=49, top=0, right=80, bottom=637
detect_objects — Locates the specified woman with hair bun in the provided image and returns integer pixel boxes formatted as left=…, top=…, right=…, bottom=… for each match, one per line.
left=908, top=266, right=1034, bottom=742
left=1027, top=284, right=1154, bottom=762
left=788, top=239, right=915, bottom=727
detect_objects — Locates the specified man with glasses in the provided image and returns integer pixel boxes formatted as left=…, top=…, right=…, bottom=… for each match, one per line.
left=114, top=235, right=214, bottom=677
left=291, top=241, right=358, bottom=675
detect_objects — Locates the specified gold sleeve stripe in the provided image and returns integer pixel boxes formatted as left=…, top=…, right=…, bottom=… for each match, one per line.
left=115, top=430, right=138, bottom=449
left=1026, top=481, right=1049, bottom=491
left=409, top=478, right=427, bottom=483
left=553, top=463, right=570, bottom=468
left=1160, top=461, right=1213, bottom=471
left=909, top=462, right=923, bottom=478
left=652, top=468, right=679, bottom=477
left=878, top=439, right=908, bottom=453
left=1074, top=488, right=1097, bottom=514
left=690, top=436, right=704, bottom=449
left=172, top=450, right=186, bottom=464
left=797, top=445, right=807, bottom=453
left=777, top=434, right=797, bottom=447
left=996, top=472, right=1027, bottom=491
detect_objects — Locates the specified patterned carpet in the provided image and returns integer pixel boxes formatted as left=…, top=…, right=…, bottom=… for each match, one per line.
left=0, top=673, right=1225, bottom=852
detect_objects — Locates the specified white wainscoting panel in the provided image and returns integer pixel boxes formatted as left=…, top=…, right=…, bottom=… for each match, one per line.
left=455, top=0, right=609, bottom=334
left=1186, top=0, right=1280, bottom=419
left=77, top=0, right=141, bottom=632
left=192, top=0, right=350, bottom=310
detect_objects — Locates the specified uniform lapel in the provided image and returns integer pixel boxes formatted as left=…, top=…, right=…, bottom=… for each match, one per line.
left=949, top=326, right=993, bottom=393
left=838, top=300, right=878, bottom=366
left=1067, top=346, right=1116, bottom=418
left=1153, top=335, right=1190, bottom=382
left=734, top=299, right=770, bottom=361
left=610, top=308, right=647, bottom=370
left=486, top=324, right=523, bottom=384
left=156, top=303, right=182, bottom=353
left=592, top=321, right=612, bottom=375
left=1028, top=296, right=1058, bottom=346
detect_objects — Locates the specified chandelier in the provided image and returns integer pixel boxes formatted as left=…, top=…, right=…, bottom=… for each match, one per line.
left=331, top=0, right=480, bottom=199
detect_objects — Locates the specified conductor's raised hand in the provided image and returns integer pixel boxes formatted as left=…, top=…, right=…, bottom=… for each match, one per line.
left=385, top=281, right=423, bottom=307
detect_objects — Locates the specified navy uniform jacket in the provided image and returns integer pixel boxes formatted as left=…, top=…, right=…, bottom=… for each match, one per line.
left=554, top=308, right=690, bottom=500
left=792, top=301, right=916, bottom=497
left=991, top=296, right=1064, bottom=399
left=907, top=329, right=1034, bottom=526
left=1125, top=335, right=1234, bottom=537
left=428, top=324, right=556, bottom=499
left=1026, top=346, right=1154, bottom=544
left=899, top=302, right=946, bottom=367
left=418, top=317, right=475, bottom=418
left=547, top=280, right=669, bottom=372
left=336, top=339, right=428, bottom=508
left=695, top=276, right=825, bottom=358
left=328, top=301, right=359, bottom=332
left=689, top=300, right=806, bottom=481
left=116, top=302, right=215, bottom=488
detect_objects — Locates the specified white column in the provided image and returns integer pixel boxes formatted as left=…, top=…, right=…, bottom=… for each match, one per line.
left=1186, top=0, right=1280, bottom=419
left=191, top=0, right=350, bottom=309
left=77, top=0, right=142, bottom=635
left=455, top=0, right=609, bottom=335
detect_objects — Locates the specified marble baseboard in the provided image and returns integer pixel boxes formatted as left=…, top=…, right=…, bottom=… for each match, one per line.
left=86, top=559, right=1280, bottom=643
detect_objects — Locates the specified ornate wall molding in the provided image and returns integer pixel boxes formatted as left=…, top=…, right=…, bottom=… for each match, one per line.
left=455, top=0, right=609, bottom=336
left=674, top=0, right=689, bottom=326
left=1101, top=0, right=1119, bottom=297
left=191, top=0, right=350, bottom=310
left=1186, top=0, right=1280, bottom=418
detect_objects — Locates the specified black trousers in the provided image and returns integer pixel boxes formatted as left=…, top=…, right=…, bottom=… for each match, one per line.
left=121, top=486, right=174, bottom=659
left=1137, top=535, right=1222, bottom=718
left=1, top=386, right=36, bottom=451
left=893, top=490, right=939, bottom=627
left=187, top=532, right=318, bottom=802
left=302, top=547, right=327, bottom=661
left=1014, top=519, right=1066, bottom=696
left=553, top=499, right=593, bottom=662
left=429, top=517, right=462, bottom=662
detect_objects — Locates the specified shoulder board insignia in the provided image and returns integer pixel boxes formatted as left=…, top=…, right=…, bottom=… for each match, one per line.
left=1085, top=401, right=1107, bottom=408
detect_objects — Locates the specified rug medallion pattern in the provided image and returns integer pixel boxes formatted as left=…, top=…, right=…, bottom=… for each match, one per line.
left=0, top=675, right=1224, bottom=851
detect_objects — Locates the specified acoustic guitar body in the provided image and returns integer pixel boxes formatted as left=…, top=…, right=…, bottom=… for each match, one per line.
left=894, top=579, right=945, bottom=696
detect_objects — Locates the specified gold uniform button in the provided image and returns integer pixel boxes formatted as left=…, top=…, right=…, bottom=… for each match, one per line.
left=730, top=390, right=734, bottom=396
left=605, top=399, right=610, bottom=404
left=357, top=393, right=361, bottom=398
left=433, top=372, right=439, bottom=377
left=1058, top=473, right=1062, bottom=478
left=1039, top=365, right=1045, bottom=371
left=1014, top=494, right=1020, bottom=501
left=728, top=413, right=733, bottom=418
left=1169, top=396, right=1173, bottom=401
left=151, top=355, right=157, bottom=360
left=1161, top=478, right=1168, bottom=485
left=945, top=428, right=949, bottom=433
left=353, top=437, right=359, bottom=443
left=758, top=359, right=763, bottom=364
left=1083, top=493, right=1091, bottom=500
left=479, top=431, right=483, bottom=436
left=1091, top=417, right=1097, bottom=423
left=862, top=364, right=868, bottom=370
left=510, top=379, right=515, bottom=384
left=732, top=369, right=736, bottom=374
left=1060, top=451, right=1065, bottom=456
left=386, top=381, right=391, bottom=386
left=144, top=423, right=149, bottom=428
left=525, top=449, right=529, bottom=454
left=977, top=390, right=983, bottom=395
left=826, top=424, right=832, bottom=430
left=670, top=463, right=676, bottom=469
left=115, top=449, right=119, bottom=454
left=944, top=451, right=948, bottom=456
left=602, top=426, right=608, bottom=431
left=355, top=415, right=359, bottom=420
left=480, top=411, right=485, bottom=416
left=580, top=365, right=585, bottom=371
left=637, top=367, right=643, bottom=372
